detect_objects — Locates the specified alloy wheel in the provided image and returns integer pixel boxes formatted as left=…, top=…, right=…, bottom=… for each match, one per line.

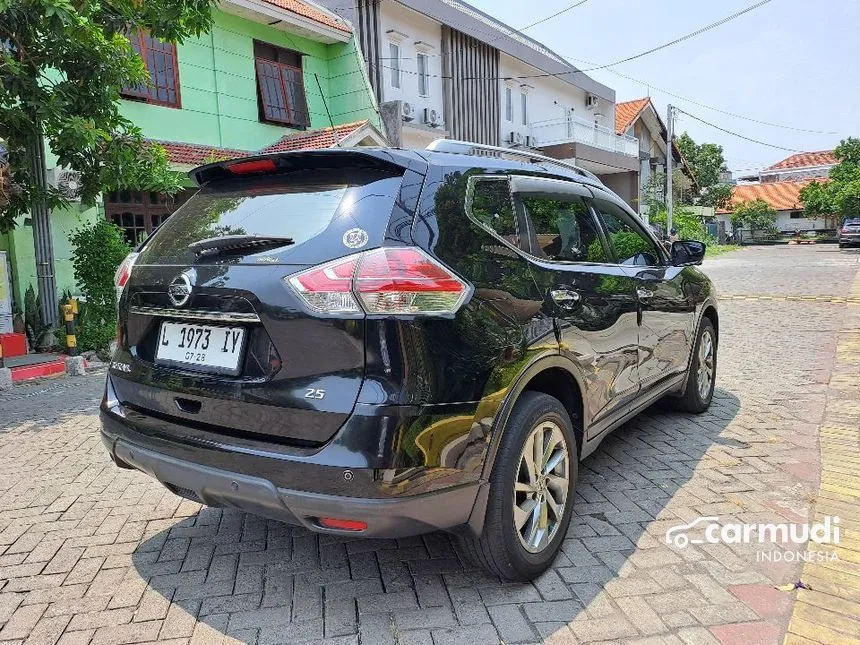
left=696, top=329, right=715, bottom=400
left=513, top=420, right=570, bottom=553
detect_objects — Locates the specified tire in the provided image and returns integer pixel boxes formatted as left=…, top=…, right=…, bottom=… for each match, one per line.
left=674, top=317, right=717, bottom=413
left=458, top=391, right=578, bottom=581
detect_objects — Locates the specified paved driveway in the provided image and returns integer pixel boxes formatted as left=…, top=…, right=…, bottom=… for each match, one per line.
left=0, top=245, right=858, bottom=645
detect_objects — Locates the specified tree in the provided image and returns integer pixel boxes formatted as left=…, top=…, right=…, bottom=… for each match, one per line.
left=0, top=0, right=214, bottom=226
left=800, top=137, right=860, bottom=226
left=675, top=132, right=732, bottom=209
left=1, top=0, right=214, bottom=324
left=729, top=199, right=778, bottom=230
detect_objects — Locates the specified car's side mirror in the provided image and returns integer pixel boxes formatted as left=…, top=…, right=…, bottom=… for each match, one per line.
left=671, top=240, right=706, bottom=266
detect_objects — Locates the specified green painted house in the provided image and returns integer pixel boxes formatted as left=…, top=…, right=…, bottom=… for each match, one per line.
left=0, top=0, right=384, bottom=322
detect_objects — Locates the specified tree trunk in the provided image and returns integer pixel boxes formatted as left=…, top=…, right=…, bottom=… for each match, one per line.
left=27, top=129, right=58, bottom=328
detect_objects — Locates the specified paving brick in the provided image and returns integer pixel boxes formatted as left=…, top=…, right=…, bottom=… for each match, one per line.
left=0, top=246, right=855, bottom=645
left=0, top=603, right=48, bottom=640
left=22, top=615, right=72, bottom=645
left=430, top=623, right=499, bottom=645
left=487, top=604, right=536, bottom=643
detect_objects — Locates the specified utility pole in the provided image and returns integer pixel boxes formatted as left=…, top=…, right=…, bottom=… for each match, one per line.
left=666, top=103, right=674, bottom=237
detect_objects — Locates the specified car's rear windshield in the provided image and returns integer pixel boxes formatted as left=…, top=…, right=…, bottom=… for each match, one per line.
left=138, top=168, right=404, bottom=265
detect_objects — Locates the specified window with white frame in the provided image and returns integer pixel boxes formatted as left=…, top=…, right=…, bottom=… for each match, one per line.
left=389, top=42, right=401, bottom=89
left=521, top=90, right=528, bottom=126
left=505, top=86, right=513, bottom=121
left=417, top=52, right=429, bottom=97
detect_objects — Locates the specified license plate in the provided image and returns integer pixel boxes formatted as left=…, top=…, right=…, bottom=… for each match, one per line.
left=156, top=322, right=246, bottom=374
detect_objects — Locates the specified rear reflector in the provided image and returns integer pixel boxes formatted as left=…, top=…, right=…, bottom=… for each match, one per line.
left=227, top=158, right=277, bottom=175
left=286, top=247, right=469, bottom=316
left=318, top=518, right=367, bottom=531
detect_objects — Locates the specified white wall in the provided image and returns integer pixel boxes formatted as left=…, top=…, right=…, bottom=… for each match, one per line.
left=498, top=52, right=614, bottom=148
left=378, top=2, right=445, bottom=130
left=775, top=211, right=829, bottom=232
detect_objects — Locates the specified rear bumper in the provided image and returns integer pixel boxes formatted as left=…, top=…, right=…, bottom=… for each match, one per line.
left=100, top=371, right=486, bottom=538
left=101, top=424, right=481, bottom=538
left=839, top=235, right=860, bottom=246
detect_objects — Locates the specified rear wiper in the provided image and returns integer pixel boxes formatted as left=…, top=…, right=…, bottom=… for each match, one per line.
left=189, top=235, right=295, bottom=257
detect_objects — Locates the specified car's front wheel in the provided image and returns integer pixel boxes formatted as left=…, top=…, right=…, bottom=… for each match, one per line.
left=459, top=392, right=578, bottom=581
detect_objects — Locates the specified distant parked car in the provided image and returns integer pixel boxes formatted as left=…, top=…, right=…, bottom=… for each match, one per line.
left=839, top=218, right=860, bottom=248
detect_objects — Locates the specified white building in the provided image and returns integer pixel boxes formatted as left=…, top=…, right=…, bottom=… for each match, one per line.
left=723, top=151, right=837, bottom=234
left=319, top=0, right=642, bottom=205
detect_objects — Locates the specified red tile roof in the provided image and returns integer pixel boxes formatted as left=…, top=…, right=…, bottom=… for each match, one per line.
left=153, top=140, right=250, bottom=166
left=259, top=0, right=351, bottom=33
left=615, top=98, right=651, bottom=135
left=260, top=120, right=370, bottom=153
left=719, top=179, right=828, bottom=213
left=150, top=121, right=374, bottom=166
left=765, top=150, right=837, bottom=171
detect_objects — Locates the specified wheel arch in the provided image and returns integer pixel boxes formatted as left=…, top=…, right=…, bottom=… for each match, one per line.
left=463, top=355, right=586, bottom=538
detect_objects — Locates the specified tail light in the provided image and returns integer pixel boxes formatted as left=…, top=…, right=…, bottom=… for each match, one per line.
left=114, top=252, right=139, bottom=292
left=287, top=247, right=469, bottom=316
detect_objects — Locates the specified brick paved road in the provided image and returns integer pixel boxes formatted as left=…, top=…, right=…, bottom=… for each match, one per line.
left=1, top=245, right=858, bottom=645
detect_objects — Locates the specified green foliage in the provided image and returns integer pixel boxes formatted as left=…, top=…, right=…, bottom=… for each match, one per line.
left=641, top=170, right=692, bottom=217
left=800, top=137, right=860, bottom=225
left=0, top=0, right=215, bottom=230
left=68, top=219, right=131, bottom=351
left=651, top=207, right=712, bottom=243
left=675, top=132, right=731, bottom=209
left=729, top=199, right=778, bottom=231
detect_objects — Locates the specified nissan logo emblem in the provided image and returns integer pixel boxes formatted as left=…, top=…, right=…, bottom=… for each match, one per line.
left=168, top=272, right=193, bottom=307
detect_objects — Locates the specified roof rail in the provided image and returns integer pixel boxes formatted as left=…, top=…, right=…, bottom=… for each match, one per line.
left=426, top=139, right=602, bottom=184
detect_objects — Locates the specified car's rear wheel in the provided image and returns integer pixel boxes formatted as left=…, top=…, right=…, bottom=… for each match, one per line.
left=458, top=391, right=577, bottom=581
left=674, top=317, right=716, bottom=413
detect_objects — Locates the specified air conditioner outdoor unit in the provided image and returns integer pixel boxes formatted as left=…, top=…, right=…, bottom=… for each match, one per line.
left=586, top=94, right=599, bottom=110
left=402, top=101, right=415, bottom=122
left=46, top=167, right=82, bottom=202
left=508, top=131, right=524, bottom=145
left=423, top=108, right=441, bottom=127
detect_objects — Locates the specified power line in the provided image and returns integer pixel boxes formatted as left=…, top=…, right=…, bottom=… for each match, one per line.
left=566, top=56, right=839, bottom=135
left=581, top=0, right=774, bottom=73
left=518, top=0, right=590, bottom=32
left=674, top=107, right=804, bottom=153
left=332, top=0, right=776, bottom=83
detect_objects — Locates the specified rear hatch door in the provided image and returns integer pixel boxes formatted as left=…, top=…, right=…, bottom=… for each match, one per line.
left=114, top=152, right=422, bottom=445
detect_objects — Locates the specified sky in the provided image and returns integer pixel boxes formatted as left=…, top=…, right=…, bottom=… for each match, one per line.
left=466, top=0, right=860, bottom=176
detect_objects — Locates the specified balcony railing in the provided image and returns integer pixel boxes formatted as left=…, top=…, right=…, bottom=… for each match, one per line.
left=530, top=116, right=639, bottom=157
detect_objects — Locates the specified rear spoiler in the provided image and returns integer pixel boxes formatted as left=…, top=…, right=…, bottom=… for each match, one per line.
left=189, top=148, right=427, bottom=186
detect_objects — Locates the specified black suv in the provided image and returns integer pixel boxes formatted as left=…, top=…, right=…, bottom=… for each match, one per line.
left=102, top=141, right=718, bottom=581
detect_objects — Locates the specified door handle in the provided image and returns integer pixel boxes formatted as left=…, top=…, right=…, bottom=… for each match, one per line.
left=637, top=288, right=654, bottom=300
left=551, top=289, right=581, bottom=308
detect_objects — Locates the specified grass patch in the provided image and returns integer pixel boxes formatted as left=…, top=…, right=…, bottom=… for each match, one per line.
left=705, top=244, right=741, bottom=258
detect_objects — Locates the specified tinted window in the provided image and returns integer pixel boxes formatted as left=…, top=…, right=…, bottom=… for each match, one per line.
left=592, top=199, right=661, bottom=266
left=138, top=169, right=402, bottom=265
left=468, top=179, right=523, bottom=250
left=520, top=194, right=608, bottom=263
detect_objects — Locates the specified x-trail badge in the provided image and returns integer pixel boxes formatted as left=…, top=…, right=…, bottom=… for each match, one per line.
left=167, top=270, right=194, bottom=307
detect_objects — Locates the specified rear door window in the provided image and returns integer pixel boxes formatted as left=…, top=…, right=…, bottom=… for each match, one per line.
left=519, top=193, right=609, bottom=263
left=138, top=169, right=404, bottom=265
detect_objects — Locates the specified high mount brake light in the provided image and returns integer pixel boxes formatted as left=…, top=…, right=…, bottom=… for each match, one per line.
left=286, top=247, right=469, bottom=316
left=227, top=159, right=277, bottom=175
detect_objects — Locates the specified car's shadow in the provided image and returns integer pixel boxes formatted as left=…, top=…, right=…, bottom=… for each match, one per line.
left=132, top=388, right=752, bottom=644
